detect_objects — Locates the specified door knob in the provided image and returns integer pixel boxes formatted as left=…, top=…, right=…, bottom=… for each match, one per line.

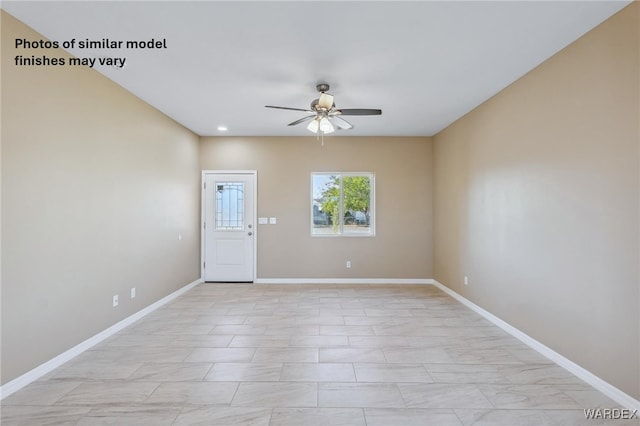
left=248, top=232, right=253, bottom=236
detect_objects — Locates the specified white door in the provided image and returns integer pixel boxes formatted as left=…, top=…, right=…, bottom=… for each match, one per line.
left=203, top=172, right=255, bottom=282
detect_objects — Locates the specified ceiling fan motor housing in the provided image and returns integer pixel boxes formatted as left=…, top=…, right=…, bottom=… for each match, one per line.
left=310, top=98, right=335, bottom=111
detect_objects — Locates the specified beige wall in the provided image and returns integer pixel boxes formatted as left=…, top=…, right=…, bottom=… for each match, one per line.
left=1, top=12, right=201, bottom=384
left=200, top=136, right=433, bottom=279
left=433, top=3, right=639, bottom=399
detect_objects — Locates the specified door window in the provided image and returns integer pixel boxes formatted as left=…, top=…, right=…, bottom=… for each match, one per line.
left=215, top=181, right=245, bottom=230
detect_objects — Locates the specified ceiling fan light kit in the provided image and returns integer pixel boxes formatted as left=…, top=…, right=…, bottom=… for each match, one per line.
left=319, top=117, right=335, bottom=134
left=307, top=118, right=319, bottom=133
left=265, top=83, right=382, bottom=139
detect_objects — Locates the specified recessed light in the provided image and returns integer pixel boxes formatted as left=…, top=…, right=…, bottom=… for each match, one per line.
left=217, top=125, right=228, bottom=132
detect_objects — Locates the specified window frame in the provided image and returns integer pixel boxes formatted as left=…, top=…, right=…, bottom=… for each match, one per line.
left=310, top=172, right=375, bottom=237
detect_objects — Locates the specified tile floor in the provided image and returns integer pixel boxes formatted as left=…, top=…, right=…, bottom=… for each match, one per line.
left=1, top=284, right=635, bottom=425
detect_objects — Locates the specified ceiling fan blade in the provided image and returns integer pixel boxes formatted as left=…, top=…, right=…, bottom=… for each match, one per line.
left=318, top=93, right=334, bottom=110
left=265, top=105, right=314, bottom=113
left=331, top=116, right=353, bottom=130
left=336, top=108, right=382, bottom=116
left=287, top=115, right=316, bottom=126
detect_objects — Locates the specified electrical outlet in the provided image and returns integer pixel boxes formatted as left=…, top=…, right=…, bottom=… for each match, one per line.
left=346, top=260, right=351, bottom=268
left=131, top=287, right=136, bottom=299
left=464, top=276, right=468, bottom=285
left=113, top=294, right=119, bottom=307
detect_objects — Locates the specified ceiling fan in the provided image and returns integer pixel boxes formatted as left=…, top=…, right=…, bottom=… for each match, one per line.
left=265, top=83, right=382, bottom=135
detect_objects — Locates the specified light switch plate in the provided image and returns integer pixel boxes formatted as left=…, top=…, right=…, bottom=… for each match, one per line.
left=258, top=217, right=268, bottom=225
left=269, top=217, right=277, bottom=225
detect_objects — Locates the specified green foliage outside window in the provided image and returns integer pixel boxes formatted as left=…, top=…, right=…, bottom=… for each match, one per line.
left=312, top=173, right=374, bottom=236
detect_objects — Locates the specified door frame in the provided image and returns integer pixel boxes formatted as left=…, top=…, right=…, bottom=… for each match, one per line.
left=201, top=170, right=258, bottom=282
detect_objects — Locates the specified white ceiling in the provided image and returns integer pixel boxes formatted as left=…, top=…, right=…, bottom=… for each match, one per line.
left=3, top=1, right=631, bottom=137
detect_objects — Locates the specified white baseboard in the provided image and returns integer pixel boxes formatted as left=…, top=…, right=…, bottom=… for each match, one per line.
left=431, top=280, right=640, bottom=412
left=0, top=278, right=203, bottom=400
left=254, top=278, right=434, bottom=285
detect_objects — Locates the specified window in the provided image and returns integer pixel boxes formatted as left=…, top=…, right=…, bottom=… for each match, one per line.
left=215, top=181, right=244, bottom=230
left=311, top=173, right=375, bottom=236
